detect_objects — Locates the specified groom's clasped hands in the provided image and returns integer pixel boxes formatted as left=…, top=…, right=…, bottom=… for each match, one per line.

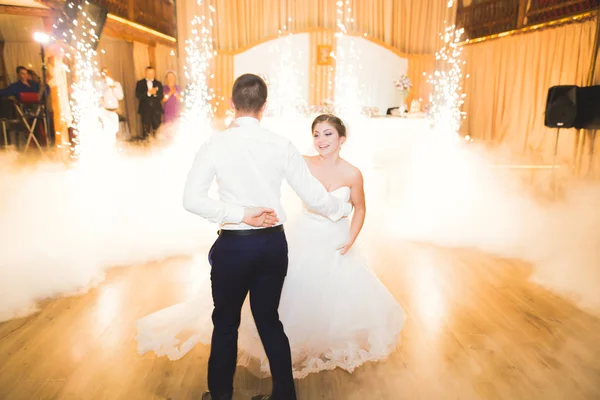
left=242, top=207, right=280, bottom=227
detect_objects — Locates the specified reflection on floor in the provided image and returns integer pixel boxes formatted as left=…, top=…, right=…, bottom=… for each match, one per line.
left=1, top=241, right=600, bottom=400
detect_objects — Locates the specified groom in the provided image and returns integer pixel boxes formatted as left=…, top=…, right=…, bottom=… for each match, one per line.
left=183, top=74, right=352, bottom=400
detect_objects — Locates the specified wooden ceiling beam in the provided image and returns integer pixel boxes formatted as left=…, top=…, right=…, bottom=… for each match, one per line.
left=0, top=5, right=52, bottom=17
left=1, top=2, right=176, bottom=48
left=104, top=15, right=176, bottom=47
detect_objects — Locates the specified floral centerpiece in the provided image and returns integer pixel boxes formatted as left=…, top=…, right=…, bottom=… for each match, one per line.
left=310, top=99, right=336, bottom=115
left=393, top=74, right=412, bottom=111
left=393, top=74, right=412, bottom=96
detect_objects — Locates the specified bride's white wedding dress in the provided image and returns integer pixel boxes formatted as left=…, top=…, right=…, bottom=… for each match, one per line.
left=136, top=187, right=405, bottom=379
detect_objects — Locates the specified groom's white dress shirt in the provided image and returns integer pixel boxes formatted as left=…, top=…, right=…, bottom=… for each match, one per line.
left=183, top=117, right=351, bottom=230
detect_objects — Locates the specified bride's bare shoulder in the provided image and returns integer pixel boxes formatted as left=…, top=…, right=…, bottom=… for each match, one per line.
left=339, top=160, right=363, bottom=189
left=340, top=158, right=362, bottom=178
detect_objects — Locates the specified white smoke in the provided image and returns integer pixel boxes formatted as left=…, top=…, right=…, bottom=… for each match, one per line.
left=0, top=116, right=599, bottom=322
left=0, top=122, right=214, bottom=321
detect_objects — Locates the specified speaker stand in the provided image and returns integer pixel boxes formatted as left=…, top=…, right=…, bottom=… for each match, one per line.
left=551, top=128, right=561, bottom=198
left=587, top=129, right=597, bottom=179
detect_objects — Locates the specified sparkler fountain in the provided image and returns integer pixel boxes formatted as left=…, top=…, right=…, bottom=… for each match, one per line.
left=51, top=1, right=104, bottom=160
left=427, top=25, right=467, bottom=139
left=333, top=0, right=364, bottom=118
left=265, top=23, right=307, bottom=117
left=182, top=1, right=217, bottom=128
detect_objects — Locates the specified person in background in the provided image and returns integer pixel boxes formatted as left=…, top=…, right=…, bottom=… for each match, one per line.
left=0, top=66, right=38, bottom=98
left=135, top=66, right=163, bottom=140
left=0, top=67, right=53, bottom=147
left=99, top=67, right=124, bottom=140
left=162, top=71, right=182, bottom=124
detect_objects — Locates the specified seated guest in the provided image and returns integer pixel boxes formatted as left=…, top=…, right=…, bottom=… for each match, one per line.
left=27, top=69, right=40, bottom=85
left=0, top=66, right=39, bottom=98
left=1, top=67, right=52, bottom=147
left=27, top=69, right=50, bottom=99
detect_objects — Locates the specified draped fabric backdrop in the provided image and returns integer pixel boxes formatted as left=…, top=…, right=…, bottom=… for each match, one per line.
left=462, top=18, right=598, bottom=166
left=585, top=28, right=600, bottom=177
left=133, top=41, right=151, bottom=80
left=176, top=0, right=454, bottom=114
left=155, top=44, right=179, bottom=82
left=0, top=15, right=45, bottom=84
left=188, top=0, right=452, bottom=54
left=3, top=43, right=43, bottom=84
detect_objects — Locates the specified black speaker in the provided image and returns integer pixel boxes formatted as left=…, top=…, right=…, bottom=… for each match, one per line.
left=575, top=85, right=600, bottom=130
left=544, top=85, right=578, bottom=128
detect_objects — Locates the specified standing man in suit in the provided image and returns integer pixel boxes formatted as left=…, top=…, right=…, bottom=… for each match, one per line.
left=135, top=66, right=163, bottom=140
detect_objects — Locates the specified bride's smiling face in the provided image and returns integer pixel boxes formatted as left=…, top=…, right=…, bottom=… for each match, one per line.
left=312, top=122, right=345, bottom=157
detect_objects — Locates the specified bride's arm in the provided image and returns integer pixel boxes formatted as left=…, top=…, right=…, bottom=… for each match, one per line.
left=340, top=168, right=365, bottom=255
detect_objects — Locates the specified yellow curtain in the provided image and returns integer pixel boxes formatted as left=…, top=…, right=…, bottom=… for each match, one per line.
left=176, top=0, right=451, bottom=109
left=406, top=54, right=436, bottom=104
left=579, top=19, right=600, bottom=178
left=201, top=0, right=448, bottom=54
left=211, top=53, right=234, bottom=115
left=462, top=18, right=597, bottom=164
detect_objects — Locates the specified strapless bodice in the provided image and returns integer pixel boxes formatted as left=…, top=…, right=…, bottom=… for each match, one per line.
left=302, top=186, right=351, bottom=220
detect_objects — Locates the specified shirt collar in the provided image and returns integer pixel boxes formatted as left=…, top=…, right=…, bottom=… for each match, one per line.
left=234, top=116, right=260, bottom=126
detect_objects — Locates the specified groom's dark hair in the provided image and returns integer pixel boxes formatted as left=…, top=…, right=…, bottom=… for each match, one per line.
left=231, top=74, right=268, bottom=113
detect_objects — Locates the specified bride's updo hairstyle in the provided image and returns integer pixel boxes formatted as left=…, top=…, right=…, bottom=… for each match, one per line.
left=311, top=114, right=347, bottom=138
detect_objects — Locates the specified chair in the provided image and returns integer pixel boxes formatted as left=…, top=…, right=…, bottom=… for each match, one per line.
left=0, top=118, right=27, bottom=149
left=1, top=118, right=7, bottom=147
left=0, top=97, right=19, bottom=148
left=14, top=93, right=47, bottom=152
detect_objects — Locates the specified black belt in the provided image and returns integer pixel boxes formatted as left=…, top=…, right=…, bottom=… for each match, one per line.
left=218, top=225, right=284, bottom=236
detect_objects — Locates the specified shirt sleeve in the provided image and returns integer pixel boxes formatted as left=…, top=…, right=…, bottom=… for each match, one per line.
left=182, top=138, right=245, bottom=224
left=283, top=142, right=351, bottom=221
left=115, top=82, right=124, bottom=101
left=0, top=83, right=18, bottom=97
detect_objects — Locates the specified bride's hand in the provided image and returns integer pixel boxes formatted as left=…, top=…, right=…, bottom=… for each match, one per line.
left=338, top=240, right=355, bottom=255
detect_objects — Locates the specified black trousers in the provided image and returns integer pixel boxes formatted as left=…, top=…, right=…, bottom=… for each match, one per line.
left=207, top=228, right=296, bottom=400
left=140, top=110, right=161, bottom=139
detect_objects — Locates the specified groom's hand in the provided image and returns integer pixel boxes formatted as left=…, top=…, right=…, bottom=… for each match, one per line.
left=243, top=207, right=279, bottom=227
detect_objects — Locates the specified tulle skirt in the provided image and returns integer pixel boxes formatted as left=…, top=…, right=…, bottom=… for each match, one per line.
left=136, top=213, right=405, bottom=379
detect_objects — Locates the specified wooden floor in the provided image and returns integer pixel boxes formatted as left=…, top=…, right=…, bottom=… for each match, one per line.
left=1, top=241, right=600, bottom=400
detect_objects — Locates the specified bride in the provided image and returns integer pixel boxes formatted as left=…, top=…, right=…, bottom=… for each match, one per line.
left=136, top=114, right=405, bottom=379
